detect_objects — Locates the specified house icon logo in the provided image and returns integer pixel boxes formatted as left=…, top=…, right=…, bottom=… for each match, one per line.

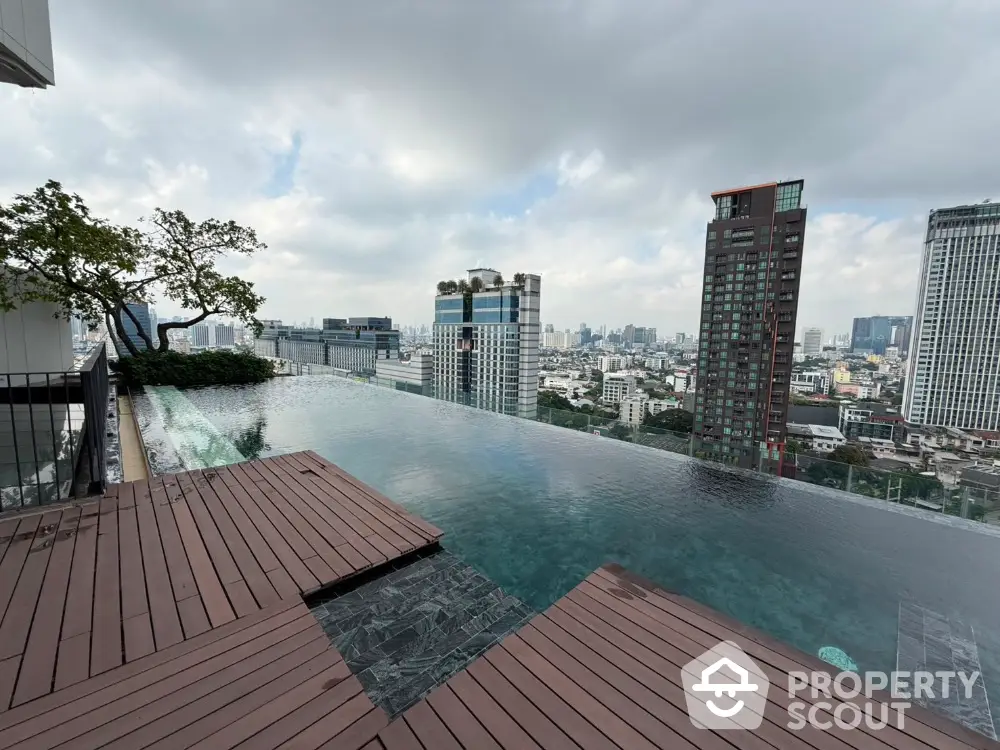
left=682, top=641, right=769, bottom=730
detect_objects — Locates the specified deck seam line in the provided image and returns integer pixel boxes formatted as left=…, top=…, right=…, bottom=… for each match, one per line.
left=174, top=473, right=240, bottom=622
left=86, top=632, right=334, bottom=750
left=9, top=514, right=57, bottom=710
left=7, top=612, right=322, bottom=748
left=510, top=628, right=670, bottom=750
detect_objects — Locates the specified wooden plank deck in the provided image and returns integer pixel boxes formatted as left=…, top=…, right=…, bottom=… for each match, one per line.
left=0, top=599, right=388, bottom=750
left=0, top=450, right=441, bottom=714
left=374, top=564, right=998, bottom=750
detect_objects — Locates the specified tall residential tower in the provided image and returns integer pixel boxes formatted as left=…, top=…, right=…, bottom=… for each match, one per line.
left=693, top=180, right=806, bottom=470
left=904, top=201, right=1000, bottom=431
left=433, top=269, right=541, bottom=419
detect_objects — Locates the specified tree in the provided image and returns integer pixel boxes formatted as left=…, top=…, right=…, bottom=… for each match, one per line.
left=436, top=280, right=450, bottom=295
left=828, top=444, right=870, bottom=467
left=445, top=279, right=458, bottom=294
left=456, top=279, right=470, bottom=294
left=644, top=409, right=694, bottom=433
left=142, top=208, right=266, bottom=351
left=538, top=390, right=575, bottom=411
left=512, top=272, right=525, bottom=287
left=469, top=276, right=484, bottom=293
left=0, top=180, right=266, bottom=355
left=492, top=272, right=504, bottom=288
left=786, top=438, right=806, bottom=455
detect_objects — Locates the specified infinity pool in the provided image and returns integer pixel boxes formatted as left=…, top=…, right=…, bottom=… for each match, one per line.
left=134, top=376, right=1000, bottom=718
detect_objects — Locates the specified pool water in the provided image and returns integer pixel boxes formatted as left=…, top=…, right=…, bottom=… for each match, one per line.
left=138, top=377, right=1000, bottom=715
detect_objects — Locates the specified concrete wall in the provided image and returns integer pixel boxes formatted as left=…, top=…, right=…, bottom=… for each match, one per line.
left=0, top=0, right=55, bottom=87
left=0, top=301, right=74, bottom=383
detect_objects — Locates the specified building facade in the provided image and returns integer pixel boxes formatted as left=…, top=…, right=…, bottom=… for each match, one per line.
left=0, top=0, right=54, bottom=88
left=602, top=373, right=636, bottom=404
left=432, top=269, right=541, bottom=419
left=904, top=202, right=1000, bottom=430
left=839, top=402, right=904, bottom=442
left=619, top=395, right=647, bottom=425
left=850, top=315, right=913, bottom=356
left=255, top=317, right=400, bottom=375
left=375, top=352, right=433, bottom=394
left=802, top=327, right=823, bottom=357
left=693, top=179, right=806, bottom=469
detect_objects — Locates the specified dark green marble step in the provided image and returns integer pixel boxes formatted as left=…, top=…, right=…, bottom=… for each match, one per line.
left=309, top=548, right=534, bottom=717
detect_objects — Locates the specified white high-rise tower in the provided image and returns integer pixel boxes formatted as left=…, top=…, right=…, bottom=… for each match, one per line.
left=432, top=269, right=540, bottom=419
left=904, top=201, right=1000, bottom=430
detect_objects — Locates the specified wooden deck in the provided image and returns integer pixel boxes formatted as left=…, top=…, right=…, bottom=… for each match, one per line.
left=376, top=564, right=998, bottom=750
left=0, top=599, right=388, bottom=750
left=0, top=450, right=441, bottom=713
left=0, top=446, right=994, bottom=750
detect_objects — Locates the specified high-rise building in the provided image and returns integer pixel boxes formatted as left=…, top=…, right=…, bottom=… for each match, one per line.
left=0, top=0, right=54, bottom=88
left=432, top=269, right=540, bottom=418
left=903, top=201, right=1000, bottom=430
left=850, top=315, right=913, bottom=355
left=693, top=179, right=806, bottom=469
left=802, top=327, right=823, bottom=357
left=121, top=302, right=153, bottom=353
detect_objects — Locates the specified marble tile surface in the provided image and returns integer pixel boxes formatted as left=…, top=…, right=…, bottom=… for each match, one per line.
left=310, top=548, right=534, bottom=718
left=896, top=600, right=996, bottom=739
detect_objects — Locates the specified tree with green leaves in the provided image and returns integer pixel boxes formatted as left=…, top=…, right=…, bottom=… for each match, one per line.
left=538, top=390, right=575, bottom=411
left=492, top=272, right=504, bottom=288
left=828, top=444, right=870, bottom=467
left=436, top=280, right=450, bottom=295
left=644, top=408, right=694, bottom=433
left=0, top=180, right=266, bottom=356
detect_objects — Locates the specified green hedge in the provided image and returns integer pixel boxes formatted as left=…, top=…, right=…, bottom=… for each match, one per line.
left=113, top=349, right=276, bottom=387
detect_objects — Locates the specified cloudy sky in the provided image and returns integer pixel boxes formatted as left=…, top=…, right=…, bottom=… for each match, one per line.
left=3, top=0, right=999, bottom=338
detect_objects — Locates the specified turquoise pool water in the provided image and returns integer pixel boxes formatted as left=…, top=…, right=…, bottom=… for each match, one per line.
left=134, top=376, right=1000, bottom=713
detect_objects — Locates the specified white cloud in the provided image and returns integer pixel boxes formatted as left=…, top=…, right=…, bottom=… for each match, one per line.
left=1, top=0, right=997, bottom=336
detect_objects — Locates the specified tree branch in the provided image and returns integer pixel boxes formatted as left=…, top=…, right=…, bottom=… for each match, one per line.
left=155, top=308, right=221, bottom=351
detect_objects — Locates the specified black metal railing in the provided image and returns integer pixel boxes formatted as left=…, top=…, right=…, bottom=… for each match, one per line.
left=0, top=342, right=109, bottom=510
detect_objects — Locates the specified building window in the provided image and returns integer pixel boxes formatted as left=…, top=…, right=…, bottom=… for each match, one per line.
left=775, top=182, right=802, bottom=212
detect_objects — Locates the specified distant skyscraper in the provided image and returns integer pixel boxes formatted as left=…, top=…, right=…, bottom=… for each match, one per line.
left=904, top=201, right=1000, bottom=430
left=850, top=315, right=913, bottom=355
left=433, top=269, right=540, bottom=418
left=802, top=327, right=823, bottom=357
left=693, top=179, right=806, bottom=470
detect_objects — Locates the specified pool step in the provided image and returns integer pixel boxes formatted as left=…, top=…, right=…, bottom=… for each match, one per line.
left=310, top=549, right=534, bottom=718
left=143, top=385, right=246, bottom=469
left=896, top=601, right=996, bottom=739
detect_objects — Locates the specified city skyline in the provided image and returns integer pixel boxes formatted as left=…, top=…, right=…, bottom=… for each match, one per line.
left=3, top=3, right=998, bottom=335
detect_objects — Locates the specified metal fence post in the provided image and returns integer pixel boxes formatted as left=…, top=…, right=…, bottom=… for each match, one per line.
left=846, top=464, right=854, bottom=494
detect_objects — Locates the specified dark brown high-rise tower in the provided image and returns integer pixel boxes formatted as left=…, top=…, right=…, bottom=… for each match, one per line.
left=693, top=180, right=805, bottom=471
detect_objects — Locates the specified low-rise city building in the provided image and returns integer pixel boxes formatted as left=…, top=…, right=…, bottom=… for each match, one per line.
left=838, top=402, right=904, bottom=442
left=375, top=352, right=433, bottom=392
left=786, top=423, right=847, bottom=454
left=619, top=395, right=647, bottom=425
left=602, top=373, right=636, bottom=404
